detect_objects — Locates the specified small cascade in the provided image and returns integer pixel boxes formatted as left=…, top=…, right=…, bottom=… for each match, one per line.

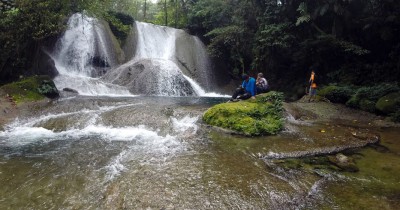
left=53, top=13, right=131, bottom=96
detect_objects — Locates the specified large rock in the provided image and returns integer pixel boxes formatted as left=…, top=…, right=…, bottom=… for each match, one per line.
left=175, top=30, right=214, bottom=91
left=32, top=48, right=59, bottom=78
left=203, top=92, right=284, bottom=136
left=102, top=59, right=195, bottom=96
left=376, top=92, right=400, bottom=114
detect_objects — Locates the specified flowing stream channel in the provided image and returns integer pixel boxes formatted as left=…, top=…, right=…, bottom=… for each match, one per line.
left=1, top=97, right=400, bottom=209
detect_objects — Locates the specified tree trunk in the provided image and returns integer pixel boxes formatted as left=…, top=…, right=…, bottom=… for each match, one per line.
left=164, top=0, right=168, bottom=26
left=175, top=0, right=178, bottom=28
left=144, top=0, right=147, bottom=21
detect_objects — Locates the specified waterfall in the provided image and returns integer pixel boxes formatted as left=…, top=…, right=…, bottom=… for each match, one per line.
left=52, top=13, right=131, bottom=96
left=102, top=21, right=226, bottom=97
left=53, top=13, right=225, bottom=97
left=134, top=22, right=177, bottom=60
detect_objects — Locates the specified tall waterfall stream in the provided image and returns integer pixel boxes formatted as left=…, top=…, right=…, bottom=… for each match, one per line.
left=1, top=13, right=400, bottom=209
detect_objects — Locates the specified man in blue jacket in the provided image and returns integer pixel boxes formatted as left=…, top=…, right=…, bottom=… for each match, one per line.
left=230, top=74, right=256, bottom=101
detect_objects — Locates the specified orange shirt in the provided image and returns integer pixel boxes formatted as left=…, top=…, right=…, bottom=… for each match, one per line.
left=310, top=73, right=315, bottom=82
left=311, top=83, right=317, bottom=88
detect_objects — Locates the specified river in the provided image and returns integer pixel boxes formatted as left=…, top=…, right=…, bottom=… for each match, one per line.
left=0, top=96, right=399, bottom=209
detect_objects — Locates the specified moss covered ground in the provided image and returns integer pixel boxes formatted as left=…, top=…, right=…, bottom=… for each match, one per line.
left=318, top=83, right=400, bottom=122
left=203, top=91, right=284, bottom=136
left=0, top=75, right=58, bottom=104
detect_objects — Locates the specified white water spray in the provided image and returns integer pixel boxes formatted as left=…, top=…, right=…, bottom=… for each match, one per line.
left=131, top=22, right=226, bottom=97
left=53, top=13, right=131, bottom=96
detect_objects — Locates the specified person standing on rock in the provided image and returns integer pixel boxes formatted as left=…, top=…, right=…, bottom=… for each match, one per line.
left=308, top=70, right=317, bottom=102
left=230, top=74, right=256, bottom=102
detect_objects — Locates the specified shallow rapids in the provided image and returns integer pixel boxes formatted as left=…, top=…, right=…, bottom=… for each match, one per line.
left=1, top=97, right=399, bottom=209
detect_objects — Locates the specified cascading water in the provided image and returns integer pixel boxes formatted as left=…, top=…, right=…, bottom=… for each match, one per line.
left=103, top=21, right=227, bottom=97
left=1, top=12, right=399, bottom=210
left=54, top=13, right=224, bottom=97
left=134, top=22, right=177, bottom=60
left=133, top=22, right=218, bottom=96
left=52, top=13, right=131, bottom=96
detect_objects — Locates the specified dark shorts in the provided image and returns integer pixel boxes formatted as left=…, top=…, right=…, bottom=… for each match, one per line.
left=309, top=88, right=317, bottom=95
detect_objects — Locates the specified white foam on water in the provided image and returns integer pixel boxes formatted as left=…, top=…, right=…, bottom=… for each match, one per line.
left=171, top=115, right=199, bottom=133
left=101, top=126, right=185, bottom=181
left=0, top=127, right=57, bottom=146
left=1, top=108, right=185, bottom=181
left=1, top=123, right=185, bottom=181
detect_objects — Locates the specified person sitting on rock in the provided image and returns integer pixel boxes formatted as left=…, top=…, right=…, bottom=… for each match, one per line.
left=230, top=74, right=256, bottom=102
left=256, top=72, right=269, bottom=94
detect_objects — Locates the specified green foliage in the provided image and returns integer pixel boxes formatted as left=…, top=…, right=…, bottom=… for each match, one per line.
left=375, top=92, right=400, bottom=114
left=205, top=26, right=243, bottom=57
left=296, top=2, right=311, bottom=26
left=153, top=0, right=188, bottom=28
left=346, top=83, right=400, bottom=112
left=104, top=11, right=134, bottom=43
left=0, top=75, right=58, bottom=103
left=257, top=23, right=295, bottom=48
left=0, top=1, right=68, bottom=80
left=318, top=85, right=355, bottom=103
left=37, top=80, right=59, bottom=99
left=203, top=92, right=284, bottom=136
left=359, top=99, right=376, bottom=113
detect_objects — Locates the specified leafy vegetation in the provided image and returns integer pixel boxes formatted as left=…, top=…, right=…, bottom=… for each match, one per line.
left=318, top=85, right=355, bottom=104
left=203, top=91, right=284, bottom=136
left=317, top=83, right=400, bottom=121
left=185, top=0, right=400, bottom=93
left=1, top=0, right=400, bottom=111
left=0, top=75, right=58, bottom=104
left=104, top=11, right=135, bottom=44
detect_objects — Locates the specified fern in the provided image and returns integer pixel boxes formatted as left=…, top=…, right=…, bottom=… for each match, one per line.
left=296, top=2, right=311, bottom=26
left=296, top=15, right=311, bottom=26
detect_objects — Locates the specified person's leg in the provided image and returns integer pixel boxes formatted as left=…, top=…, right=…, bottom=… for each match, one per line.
left=232, top=88, right=245, bottom=100
left=238, top=92, right=251, bottom=100
left=309, top=88, right=316, bottom=102
left=256, top=87, right=262, bottom=95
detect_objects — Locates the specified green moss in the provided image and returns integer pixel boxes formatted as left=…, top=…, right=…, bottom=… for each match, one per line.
left=203, top=91, right=284, bottom=136
left=0, top=75, right=58, bottom=104
left=375, top=92, right=400, bottom=114
left=359, top=99, right=376, bottom=112
left=318, top=85, right=355, bottom=103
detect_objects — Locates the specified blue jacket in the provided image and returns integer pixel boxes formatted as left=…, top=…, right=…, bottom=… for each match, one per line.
left=242, top=77, right=256, bottom=96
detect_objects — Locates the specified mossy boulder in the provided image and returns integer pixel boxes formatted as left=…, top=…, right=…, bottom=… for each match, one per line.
left=375, top=92, right=400, bottom=114
left=203, top=91, right=284, bottom=136
left=0, top=75, right=59, bottom=104
left=318, top=85, right=355, bottom=103
left=359, top=99, right=376, bottom=113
